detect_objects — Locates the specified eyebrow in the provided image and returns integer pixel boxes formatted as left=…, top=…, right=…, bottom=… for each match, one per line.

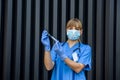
left=67, top=26, right=80, bottom=29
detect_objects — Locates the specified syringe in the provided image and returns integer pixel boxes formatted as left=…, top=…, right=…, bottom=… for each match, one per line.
left=47, top=33, right=58, bottom=42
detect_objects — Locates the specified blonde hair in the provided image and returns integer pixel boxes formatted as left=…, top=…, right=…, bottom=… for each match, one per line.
left=66, top=18, right=82, bottom=30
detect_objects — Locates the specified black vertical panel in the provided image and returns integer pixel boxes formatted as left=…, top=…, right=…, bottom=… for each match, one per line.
left=2, top=0, right=13, bottom=80
left=70, top=0, right=75, bottom=18
left=44, top=0, right=49, bottom=30
left=0, top=0, right=1, bottom=74
left=96, top=0, right=105, bottom=80
left=0, top=0, right=5, bottom=80
left=79, top=0, right=84, bottom=23
left=75, top=0, right=79, bottom=18
left=13, top=0, right=22, bottom=80
left=53, top=0, right=58, bottom=40
left=39, top=0, right=44, bottom=80
left=10, top=0, right=17, bottom=79
left=116, top=0, right=120, bottom=79
left=105, top=0, right=114, bottom=80
left=78, top=0, right=84, bottom=42
left=0, top=0, right=2, bottom=79
left=30, top=0, right=35, bottom=79
left=0, top=0, right=2, bottom=34
left=24, top=0, right=31, bottom=80
left=20, top=0, right=26, bottom=79
left=49, top=0, right=53, bottom=35
left=87, top=0, right=94, bottom=80
left=61, top=0, right=66, bottom=41
left=88, top=0, right=94, bottom=45
left=33, top=0, right=40, bottom=80
left=66, top=0, right=70, bottom=20
left=82, top=0, right=88, bottom=43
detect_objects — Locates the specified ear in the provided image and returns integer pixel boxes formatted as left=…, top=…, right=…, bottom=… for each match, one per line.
left=80, top=29, right=83, bottom=35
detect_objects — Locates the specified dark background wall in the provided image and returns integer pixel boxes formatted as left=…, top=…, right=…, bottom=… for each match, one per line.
left=0, top=0, right=120, bottom=80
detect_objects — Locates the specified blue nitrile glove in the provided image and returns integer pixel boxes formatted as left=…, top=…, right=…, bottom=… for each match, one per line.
left=41, top=30, right=50, bottom=51
left=53, top=41, right=67, bottom=60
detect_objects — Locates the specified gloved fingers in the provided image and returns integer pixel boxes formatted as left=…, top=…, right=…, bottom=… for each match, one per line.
left=41, top=35, right=48, bottom=40
left=53, top=42, right=67, bottom=60
left=42, top=30, right=48, bottom=36
left=41, top=30, right=50, bottom=46
left=54, top=41, right=62, bottom=51
left=53, top=42, right=58, bottom=51
left=41, top=35, right=48, bottom=43
left=41, top=30, right=49, bottom=40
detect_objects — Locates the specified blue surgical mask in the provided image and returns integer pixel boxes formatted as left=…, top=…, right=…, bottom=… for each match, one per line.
left=67, top=30, right=80, bottom=40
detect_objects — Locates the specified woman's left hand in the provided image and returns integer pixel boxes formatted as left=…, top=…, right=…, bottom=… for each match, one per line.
left=53, top=41, right=67, bottom=60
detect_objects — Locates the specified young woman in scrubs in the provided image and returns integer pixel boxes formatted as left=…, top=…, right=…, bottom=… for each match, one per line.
left=41, top=18, right=92, bottom=80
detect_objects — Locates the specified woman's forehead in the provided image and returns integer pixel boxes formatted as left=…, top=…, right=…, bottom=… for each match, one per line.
left=67, top=26, right=80, bottom=28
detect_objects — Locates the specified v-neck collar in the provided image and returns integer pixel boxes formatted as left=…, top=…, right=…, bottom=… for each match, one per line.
left=66, top=41, right=79, bottom=49
left=63, top=42, right=80, bottom=57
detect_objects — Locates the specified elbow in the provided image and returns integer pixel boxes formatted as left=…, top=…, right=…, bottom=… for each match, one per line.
left=46, top=67, right=53, bottom=71
left=73, top=64, right=85, bottom=73
left=44, top=60, right=54, bottom=71
left=74, top=68, right=82, bottom=73
left=44, top=63, right=54, bottom=71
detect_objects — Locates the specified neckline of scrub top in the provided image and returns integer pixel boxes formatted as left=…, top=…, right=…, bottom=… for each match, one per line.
left=66, top=42, right=80, bottom=51
left=66, top=41, right=79, bottom=49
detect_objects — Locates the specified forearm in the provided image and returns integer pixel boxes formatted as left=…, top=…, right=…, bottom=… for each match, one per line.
left=64, top=58, right=85, bottom=73
left=44, top=51, right=54, bottom=71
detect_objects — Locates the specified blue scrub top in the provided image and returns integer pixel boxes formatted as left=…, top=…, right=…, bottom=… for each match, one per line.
left=50, top=42, right=92, bottom=80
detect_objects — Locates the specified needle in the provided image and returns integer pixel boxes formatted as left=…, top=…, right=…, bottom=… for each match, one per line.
left=47, top=33, right=58, bottom=42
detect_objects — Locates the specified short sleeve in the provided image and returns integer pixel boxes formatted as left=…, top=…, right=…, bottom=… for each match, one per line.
left=78, top=45, right=92, bottom=71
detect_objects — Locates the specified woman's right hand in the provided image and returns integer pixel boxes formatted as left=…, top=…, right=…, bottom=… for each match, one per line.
left=41, top=30, right=50, bottom=51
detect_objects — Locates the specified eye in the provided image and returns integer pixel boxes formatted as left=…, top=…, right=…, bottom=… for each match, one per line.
left=68, top=27, right=73, bottom=30
left=75, top=27, right=80, bottom=30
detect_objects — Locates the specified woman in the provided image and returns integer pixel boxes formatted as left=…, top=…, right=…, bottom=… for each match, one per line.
left=41, top=18, right=92, bottom=80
